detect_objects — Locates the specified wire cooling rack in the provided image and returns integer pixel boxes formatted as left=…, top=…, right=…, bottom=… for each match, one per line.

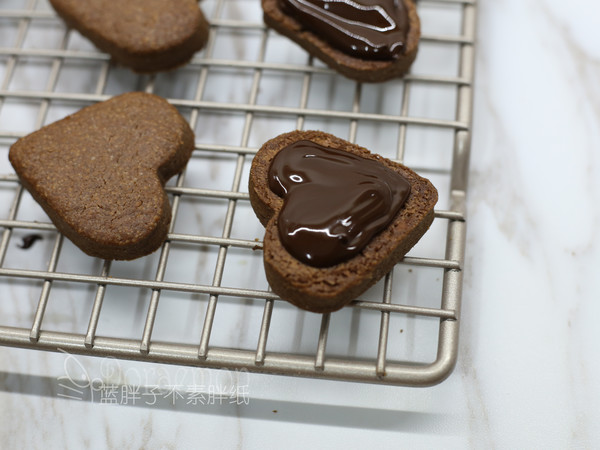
left=0, top=0, right=475, bottom=386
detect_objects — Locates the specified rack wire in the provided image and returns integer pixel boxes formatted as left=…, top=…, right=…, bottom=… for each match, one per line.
left=0, top=0, right=476, bottom=386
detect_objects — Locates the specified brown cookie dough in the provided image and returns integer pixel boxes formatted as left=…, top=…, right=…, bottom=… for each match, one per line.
left=49, top=0, right=209, bottom=73
left=249, top=130, right=438, bottom=313
left=9, top=92, right=195, bottom=260
left=262, top=0, right=420, bottom=82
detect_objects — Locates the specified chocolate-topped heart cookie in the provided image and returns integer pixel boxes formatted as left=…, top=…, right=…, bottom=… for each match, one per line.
left=249, top=130, right=438, bottom=313
left=261, top=0, right=420, bottom=82
left=49, top=0, right=209, bottom=73
left=9, top=92, right=195, bottom=260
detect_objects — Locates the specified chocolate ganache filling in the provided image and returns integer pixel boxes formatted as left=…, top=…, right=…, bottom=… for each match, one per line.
left=279, top=0, right=409, bottom=60
left=268, top=140, right=411, bottom=267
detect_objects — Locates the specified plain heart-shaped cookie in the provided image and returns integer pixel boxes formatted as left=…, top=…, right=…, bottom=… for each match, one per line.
left=9, top=92, right=195, bottom=260
left=249, top=130, right=438, bottom=313
left=49, top=0, right=209, bottom=73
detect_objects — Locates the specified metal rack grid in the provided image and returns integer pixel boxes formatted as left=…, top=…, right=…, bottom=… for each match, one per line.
left=0, top=0, right=476, bottom=386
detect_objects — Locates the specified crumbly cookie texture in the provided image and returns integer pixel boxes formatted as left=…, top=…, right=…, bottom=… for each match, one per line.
left=49, top=0, right=209, bottom=73
left=249, top=130, right=438, bottom=313
left=261, top=0, right=420, bottom=82
left=9, top=92, right=195, bottom=260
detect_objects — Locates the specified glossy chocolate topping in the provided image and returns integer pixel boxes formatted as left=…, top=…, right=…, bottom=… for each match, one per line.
left=268, top=140, right=411, bottom=267
left=279, top=0, right=409, bottom=60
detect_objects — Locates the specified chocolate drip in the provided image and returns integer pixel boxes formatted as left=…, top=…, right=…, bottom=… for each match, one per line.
left=279, top=0, right=409, bottom=60
left=18, top=234, right=43, bottom=249
left=268, top=140, right=411, bottom=267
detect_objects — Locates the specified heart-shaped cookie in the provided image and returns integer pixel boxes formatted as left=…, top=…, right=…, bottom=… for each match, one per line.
left=9, top=92, right=195, bottom=260
left=249, top=130, right=438, bottom=312
left=49, top=0, right=209, bottom=73
left=262, top=0, right=420, bottom=82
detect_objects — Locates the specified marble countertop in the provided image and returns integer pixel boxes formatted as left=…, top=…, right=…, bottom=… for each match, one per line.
left=1, top=0, right=599, bottom=448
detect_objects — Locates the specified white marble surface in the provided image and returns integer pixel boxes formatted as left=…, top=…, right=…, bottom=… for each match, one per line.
left=1, top=0, right=600, bottom=448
